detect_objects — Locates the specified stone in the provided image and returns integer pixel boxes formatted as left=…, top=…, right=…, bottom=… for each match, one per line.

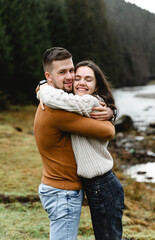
left=115, top=115, right=134, bottom=132
left=149, top=122, right=155, bottom=128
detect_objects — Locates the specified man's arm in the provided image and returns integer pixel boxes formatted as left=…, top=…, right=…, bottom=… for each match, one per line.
left=51, top=108, right=115, bottom=141
left=90, top=102, right=114, bottom=121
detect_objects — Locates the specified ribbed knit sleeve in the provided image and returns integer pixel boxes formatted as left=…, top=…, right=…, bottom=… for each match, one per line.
left=39, top=85, right=100, bottom=117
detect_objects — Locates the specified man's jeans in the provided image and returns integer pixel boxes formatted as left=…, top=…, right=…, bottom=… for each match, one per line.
left=81, top=170, right=124, bottom=240
left=39, top=183, right=83, bottom=240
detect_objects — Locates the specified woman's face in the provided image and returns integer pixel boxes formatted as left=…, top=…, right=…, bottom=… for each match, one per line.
left=73, top=66, right=97, bottom=96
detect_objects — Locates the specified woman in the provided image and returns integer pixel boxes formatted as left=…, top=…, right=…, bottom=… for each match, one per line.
left=38, top=60, right=124, bottom=240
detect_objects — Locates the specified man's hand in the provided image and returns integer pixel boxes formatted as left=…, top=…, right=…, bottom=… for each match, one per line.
left=90, top=102, right=113, bottom=121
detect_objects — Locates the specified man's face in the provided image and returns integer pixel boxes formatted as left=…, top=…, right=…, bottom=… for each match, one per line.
left=46, top=58, right=75, bottom=92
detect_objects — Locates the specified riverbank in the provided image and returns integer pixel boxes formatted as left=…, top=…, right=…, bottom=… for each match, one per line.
left=109, top=116, right=155, bottom=183
left=0, top=105, right=154, bottom=239
left=112, top=84, right=155, bottom=184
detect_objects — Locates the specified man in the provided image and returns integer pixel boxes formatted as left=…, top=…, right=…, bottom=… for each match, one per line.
left=34, top=47, right=114, bottom=240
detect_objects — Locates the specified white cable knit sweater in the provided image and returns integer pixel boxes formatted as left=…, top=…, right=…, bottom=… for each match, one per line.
left=39, top=85, right=113, bottom=178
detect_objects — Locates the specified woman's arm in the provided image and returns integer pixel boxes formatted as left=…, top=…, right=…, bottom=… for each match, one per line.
left=39, top=84, right=100, bottom=117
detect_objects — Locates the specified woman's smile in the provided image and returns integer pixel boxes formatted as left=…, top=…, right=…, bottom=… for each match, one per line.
left=73, top=66, right=97, bottom=96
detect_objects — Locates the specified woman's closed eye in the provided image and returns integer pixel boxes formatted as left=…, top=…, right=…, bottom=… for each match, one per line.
left=85, top=77, right=93, bottom=82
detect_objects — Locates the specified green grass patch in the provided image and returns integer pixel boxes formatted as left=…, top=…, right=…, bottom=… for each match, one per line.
left=0, top=202, right=49, bottom=240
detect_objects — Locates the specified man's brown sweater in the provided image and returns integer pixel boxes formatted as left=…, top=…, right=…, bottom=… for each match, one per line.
left=34, top=105, right=115, bottom=190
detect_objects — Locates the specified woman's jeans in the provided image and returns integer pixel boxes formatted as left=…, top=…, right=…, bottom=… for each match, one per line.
left=81, top=170, right=124, bottom=240
left=39, top=183, right=83, bottom=240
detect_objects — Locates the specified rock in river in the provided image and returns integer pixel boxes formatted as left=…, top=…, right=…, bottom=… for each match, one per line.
left=115, top=115, right=134, bottom=132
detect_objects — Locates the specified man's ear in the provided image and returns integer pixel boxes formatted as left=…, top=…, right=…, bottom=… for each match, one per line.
left=45, top=72, right=52, bottom=85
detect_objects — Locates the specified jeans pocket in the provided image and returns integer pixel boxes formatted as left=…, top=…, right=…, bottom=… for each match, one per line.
left=39, top=184, right=58, bottom=220
left=84, top=173, right=124, bottom=211
left=67, top=190, right=80, bottom=197
left=67, top=190, right=83, bottom=218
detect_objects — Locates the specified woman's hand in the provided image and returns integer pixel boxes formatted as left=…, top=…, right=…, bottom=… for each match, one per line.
left=90, top=102, right=113, bottom=121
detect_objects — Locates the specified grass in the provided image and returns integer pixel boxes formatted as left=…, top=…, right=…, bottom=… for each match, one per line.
left=0, top=105, right=155, bottom=240
left=0, top=106, right=41, bottom=196
left=0, top=202, right=49, bottom=240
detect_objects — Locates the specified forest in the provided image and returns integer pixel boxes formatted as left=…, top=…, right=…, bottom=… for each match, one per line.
left=0, top=0, right=155, bottom=107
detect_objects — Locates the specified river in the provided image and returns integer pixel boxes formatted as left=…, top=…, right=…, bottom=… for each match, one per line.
left=113, top=85, right=155, bottom=183
left=113, top=84, right=155, bottom=131
left=124, top=162, right=155, bottom=183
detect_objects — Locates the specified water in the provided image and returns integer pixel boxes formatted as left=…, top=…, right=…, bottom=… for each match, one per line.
left=113, top=85, right=155, bottom=130
left=113, top=85, right=155, bottom=183
left=124, top=162, right=155, bottom=183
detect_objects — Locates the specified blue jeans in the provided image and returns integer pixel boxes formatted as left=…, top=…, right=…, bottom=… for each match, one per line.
left=39, top=183, right=83, bottom=240
left=81, top=171, right=124, bottom=240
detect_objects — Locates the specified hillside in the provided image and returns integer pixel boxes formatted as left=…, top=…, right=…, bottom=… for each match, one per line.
left=104, top=0, right=155, bottom=86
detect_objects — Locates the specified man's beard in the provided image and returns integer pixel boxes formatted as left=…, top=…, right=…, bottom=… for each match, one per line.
left=64, top=86, right=73, bottom=93
left=54, top=82, right=73, bottom=93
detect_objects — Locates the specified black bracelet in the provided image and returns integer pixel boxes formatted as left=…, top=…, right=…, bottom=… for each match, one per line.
left=113, top=109, right=117, bottom=118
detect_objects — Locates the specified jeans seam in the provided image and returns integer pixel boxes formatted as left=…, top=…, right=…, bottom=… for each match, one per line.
left=66, top=195, right=69, bottom=239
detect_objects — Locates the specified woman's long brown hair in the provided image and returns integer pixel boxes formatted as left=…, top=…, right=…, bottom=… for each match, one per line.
left=75, top=60, right=117, bottom=113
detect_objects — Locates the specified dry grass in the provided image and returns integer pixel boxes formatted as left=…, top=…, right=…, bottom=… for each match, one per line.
left=0, top=105, right=155, bottom=239
left=0, top=105, right=42, bottom=196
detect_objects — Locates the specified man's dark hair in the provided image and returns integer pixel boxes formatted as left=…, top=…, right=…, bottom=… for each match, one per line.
left=43, top=47, right=72, bottom=72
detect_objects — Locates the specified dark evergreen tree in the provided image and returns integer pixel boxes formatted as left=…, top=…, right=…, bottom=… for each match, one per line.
left=0, top=0, right=13, bottom=83
left=45, top=0, right=70, bottom=49
left=0, top=0, right=51, bottom=103
left=65, top=0, right=122, bottom=86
